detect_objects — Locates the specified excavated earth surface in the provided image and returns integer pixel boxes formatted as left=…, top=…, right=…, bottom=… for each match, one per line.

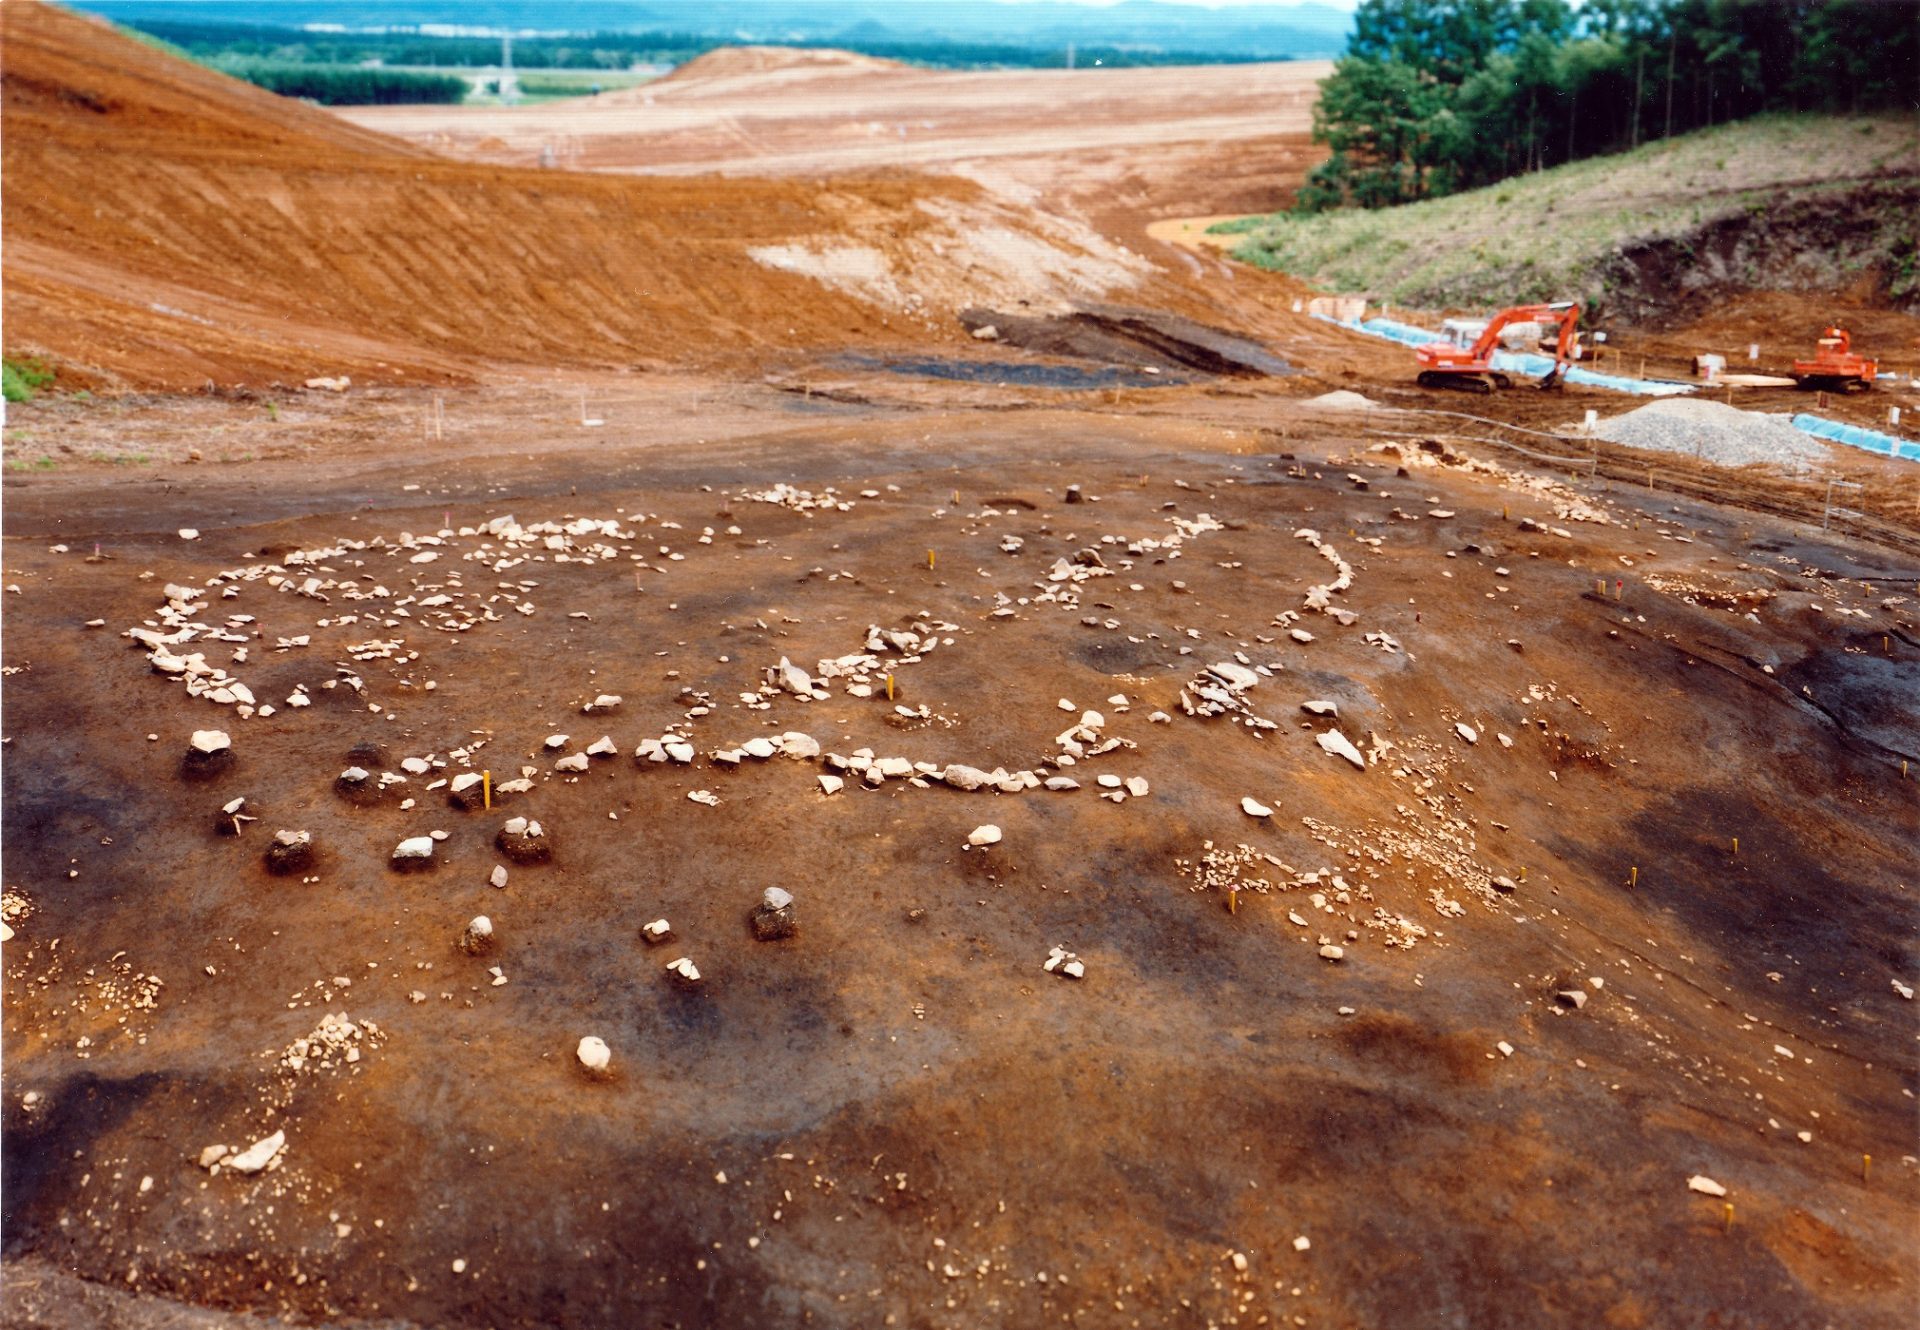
left=4, top=7, right=1920, bottom=1330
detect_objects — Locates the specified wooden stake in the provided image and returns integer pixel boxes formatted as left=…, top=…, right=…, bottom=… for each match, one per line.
left=1227, top=888, right=1239, bottom=915
left=1863, top=1153, right=1871, bottom=1183
left=483, top=770, right=491, bottom=811
left=1628, top=866, right=1638, bottom=888
left=1723, top=1203, right=1734, bottom=1234
left=1731, top=837, right=1738, bottom=856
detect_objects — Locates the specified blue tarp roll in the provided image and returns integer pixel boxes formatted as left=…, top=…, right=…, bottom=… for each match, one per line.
left=1790, top=413, right=1920, bottom=463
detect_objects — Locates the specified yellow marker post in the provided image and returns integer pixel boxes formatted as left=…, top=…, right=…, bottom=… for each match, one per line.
left=1863, top=1154, right=1871, bottom=1183
left=1723, top=1203, right=1734, bottom=1234
left=928, top=550, right=936, bottom=570
left=483, top=770, right=492, bottom=811
left=1731, top=837, right=1738, bottom=857
left=886, top=673, right=895, bottom=701
left=1628, top=866, right=1638, bottom=888
left=1227, top=889, right=1239, bottom=916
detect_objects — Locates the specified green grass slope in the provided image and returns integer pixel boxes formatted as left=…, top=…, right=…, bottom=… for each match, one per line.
left=1217, top=115, right=1920, bottom=318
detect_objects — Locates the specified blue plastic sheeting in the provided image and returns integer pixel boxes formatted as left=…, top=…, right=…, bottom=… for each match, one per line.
left=1335, top=317, right=1695, bottom=397
left=1791, top=413, right=1920, bottom=463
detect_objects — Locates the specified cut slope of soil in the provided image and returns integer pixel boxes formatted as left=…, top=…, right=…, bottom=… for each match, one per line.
left=0, top=6, right=1148, bottom=390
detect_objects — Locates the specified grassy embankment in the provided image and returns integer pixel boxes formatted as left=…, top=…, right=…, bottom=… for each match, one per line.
left=1213, top=115, right=1920, bottom=313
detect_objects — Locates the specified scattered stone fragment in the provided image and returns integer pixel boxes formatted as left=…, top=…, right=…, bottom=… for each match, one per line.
left=554, top=753, right=590, bottom=773
left=1555, top=989, right=1588, bottom=1010
left=1455, top=722, right=1479, bottom=745
left=1242, top=797, right=1273, bottom=818
left=1124, top=777, right=1150, bottom=798
left=496, top=817, right=552, bottom=864
left=1318, top=944, right=1345, bottom=962
left=1687, top=1175, right=1727, bottom=1198
left=751, top=886, right=797, bottom=941
left=391, top=835, right=435, bottom=867
left=460, top=915, right=495, bottom=956
left=489, top=864, right=508, bottom=889
left=1315, top=729, right=1366, bottom=770
left=1892, top=979, right=1914, bottom=1000
left=967, top=824, right=1002, bottom=847
left=225, top=1130, right=285, bottom=1175
left=214, top=796, right=256, bottom=837
left=264, top=829, right=314, bottom=875
left=1490, top=875, right=1517, bottom=895
left=583, top=694, right=622, bottom=713
left=184, top=730, right=232, bottom=772
left=687, top=790, right=720, bottom=806
left=1043, top=945, right=1085, bottom=980
left=334, top=766, right=384, bottom=806
left=197, top=1144, right=230, bottom=1170
left=1045, top=776, right=1080, bottom=791
left=665, top=956, right=702, bottom=986
left=449, top=772, right=488, bottom=810
left=1293, top=1236, right=1311, bottom=1253
left=642, top=919, right=673, bottom=944
left=1302, top=700, right=1338, bottom=718
left=818, top=774, right=844, bottom=795
left=1497, top=1041, right=1515, bottom=1057
left=576, top=1036, right=611, bottom=1077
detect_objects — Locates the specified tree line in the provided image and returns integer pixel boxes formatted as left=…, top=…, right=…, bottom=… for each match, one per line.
left=122, top=17, right=1276, bottom=77
left=1300, top=0, right=1920, bottom=211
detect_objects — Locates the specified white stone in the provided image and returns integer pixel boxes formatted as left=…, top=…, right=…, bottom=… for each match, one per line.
left=1455, top=722, right=1479, bottom=744
left=1302, top=700, right=1338, bottom=717
left=178, top=528, right=200, bottom=541
left=554, top=753, right=589, bottom=772
left=1289, top=628, right=1315, bottom=644
left=189, top=730, right=231, bottom=755
left=489, top=865, right=508, bottom=889
left=392, top=836, right=434, bottom=860
left=763, top=886, right=794, bottom=911
left=586, top=736, right=617, bottom=757
left=576, top=1036, right=611, bottom=1073
left=1293, top=1236, right=1311, bottom=1253
left=818, top=774, right=844, bottom=795
left=585, top=694, right=622, bottom=712
left=545, top=734, right=570, bottom=750
left=1315, top=729, right=1366, bottom=770
left=1318, top=944, right=1344, bottom=962
left=225, top=1130, right=285, bottom=1174
left=1124, top=777, right=1150, bottom=797
left=967, top=824, right=1002, bottom=847
left=1687, top=1175, right=1727, bottom=1198
left=1241, top=797, right=1273, bottom=818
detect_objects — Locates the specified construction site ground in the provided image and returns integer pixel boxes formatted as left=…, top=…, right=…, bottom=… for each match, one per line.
left=3, top=7, right=1917, bottom=1330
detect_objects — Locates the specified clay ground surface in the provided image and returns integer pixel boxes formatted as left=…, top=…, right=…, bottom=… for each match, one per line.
left=4, top=387, right=1918, bottom=1330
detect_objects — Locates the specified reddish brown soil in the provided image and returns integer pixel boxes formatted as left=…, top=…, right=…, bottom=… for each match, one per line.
left=4, top=388, right=1917, bottom=1330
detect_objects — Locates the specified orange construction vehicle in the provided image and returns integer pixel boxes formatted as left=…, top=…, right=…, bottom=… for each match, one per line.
left=1792, top=327, right=1877, bottom=393
left=1415, top=301, right=1582, bottom=393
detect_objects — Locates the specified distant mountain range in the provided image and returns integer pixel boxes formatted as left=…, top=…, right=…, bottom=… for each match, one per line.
left=71, top=1, right=1356, bottom=59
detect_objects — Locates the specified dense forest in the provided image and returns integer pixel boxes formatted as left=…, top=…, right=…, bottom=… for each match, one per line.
left=1301, top=0, right=1920, bottom=211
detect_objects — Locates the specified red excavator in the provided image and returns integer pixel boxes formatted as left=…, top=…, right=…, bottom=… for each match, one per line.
left=1415, top=301, right=1582, bottom=393
left=1792, top=326, right=1877, bottom=393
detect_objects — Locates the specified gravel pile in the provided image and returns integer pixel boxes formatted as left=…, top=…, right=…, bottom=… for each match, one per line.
left=1594, top=398, right=1829, bottom=469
